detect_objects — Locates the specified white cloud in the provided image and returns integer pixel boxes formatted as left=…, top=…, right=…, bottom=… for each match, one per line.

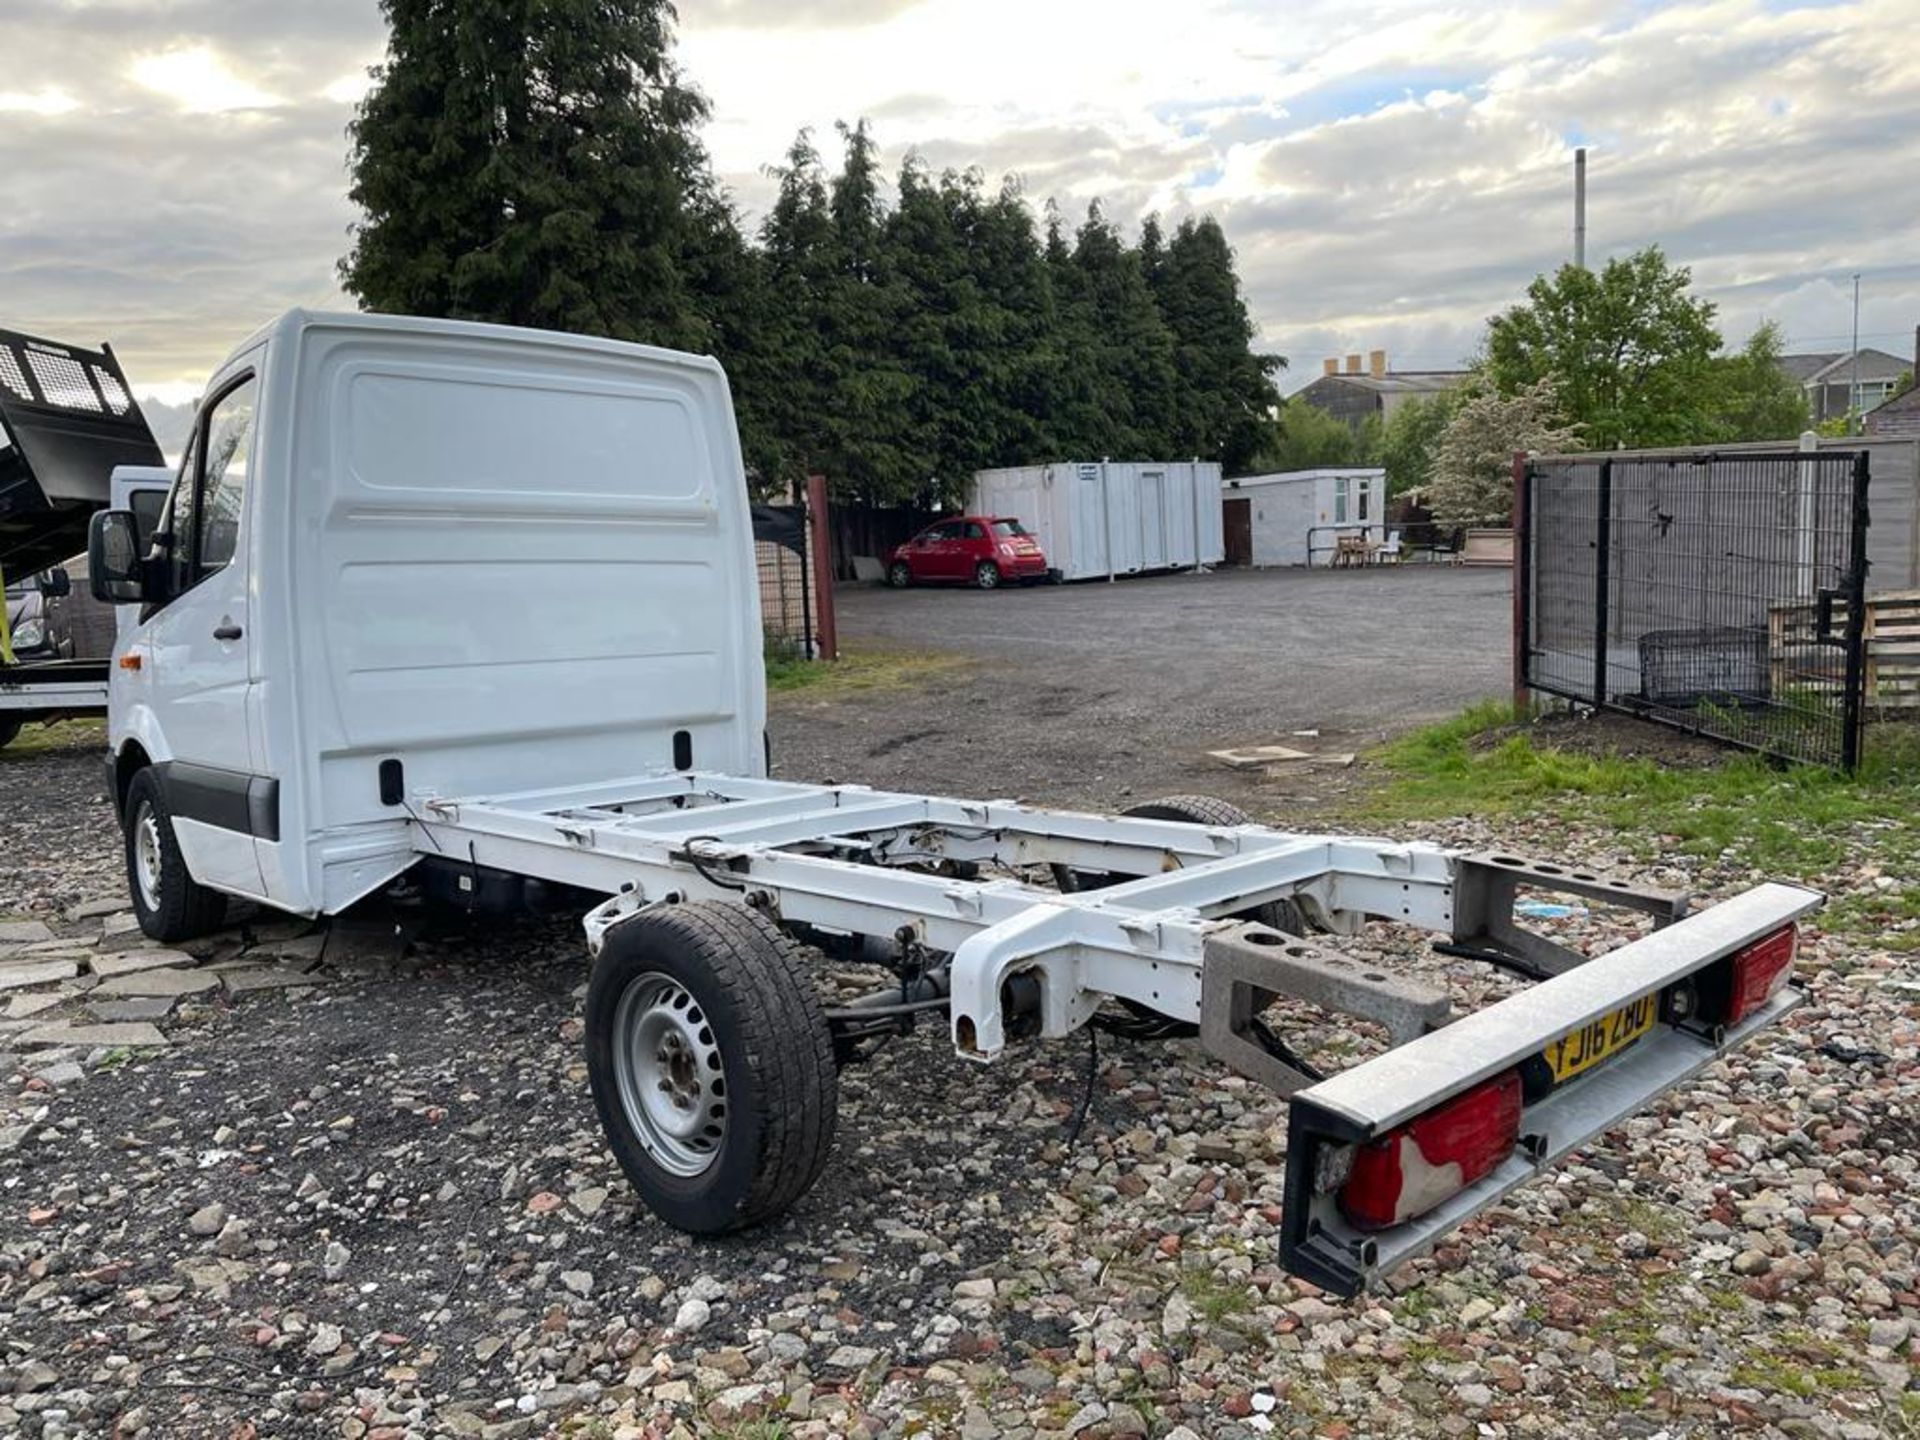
left=320, top=70, right=373, bottom=107
left=0, top=86, right=80, bottom=115
left=130, top=45, right=283, bottom=113
left=0, top=0, right=1913, bottom=399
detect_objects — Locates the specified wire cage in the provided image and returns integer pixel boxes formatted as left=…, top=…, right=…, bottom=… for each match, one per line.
left=1520, top=451, right=1871, bottom=770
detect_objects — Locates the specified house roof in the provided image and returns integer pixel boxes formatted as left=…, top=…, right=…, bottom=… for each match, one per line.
left=1781, top=348, right=1910, bottom=386
left=1307, top=370, right=1471, bottom=397
left=1864, top=384, right=1920, bottom=437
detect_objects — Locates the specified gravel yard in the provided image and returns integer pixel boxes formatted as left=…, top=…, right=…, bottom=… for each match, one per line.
left=772, top=566, right=1511, bottom=813
left=1, top=585, right=1917, bottom=1438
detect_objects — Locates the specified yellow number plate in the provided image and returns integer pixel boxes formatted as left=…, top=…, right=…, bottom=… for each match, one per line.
left=1543, top=993, right=1658, bottom=1084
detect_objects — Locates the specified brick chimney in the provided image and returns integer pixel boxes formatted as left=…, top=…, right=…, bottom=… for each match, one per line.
left=1368, top=349, right=1387, bottom=379
left=1344, top=354, right=1362, bottom=374
left=1323, top=357, right=1338, bottom=377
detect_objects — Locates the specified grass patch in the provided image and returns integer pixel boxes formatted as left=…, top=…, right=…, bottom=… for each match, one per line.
left=1357, top=701, right=1920, bottom=879
left=1178, top=1268, right=1254, bottom=1324
left=765, top=641, right=967, bottom=697
left=0, top=716, right=104, bottom=758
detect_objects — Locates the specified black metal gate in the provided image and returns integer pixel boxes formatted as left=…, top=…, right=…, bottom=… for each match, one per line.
left=1519, top=450, right=1871, bottom=770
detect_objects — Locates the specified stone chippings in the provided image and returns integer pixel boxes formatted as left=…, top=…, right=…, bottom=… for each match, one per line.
left=0, top=750, right=1915, bottom=1438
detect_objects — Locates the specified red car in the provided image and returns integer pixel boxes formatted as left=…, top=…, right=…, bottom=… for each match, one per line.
left=886, top=516, right=1049, bottom=589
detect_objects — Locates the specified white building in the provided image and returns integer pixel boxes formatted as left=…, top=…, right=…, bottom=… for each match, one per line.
left=970, top=461, right=1224, bottom=582
left=1220, top=468, right=1387, bottom=568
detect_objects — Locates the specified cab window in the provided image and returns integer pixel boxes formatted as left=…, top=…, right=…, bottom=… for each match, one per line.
left=160, top=373, right=256, bottom=597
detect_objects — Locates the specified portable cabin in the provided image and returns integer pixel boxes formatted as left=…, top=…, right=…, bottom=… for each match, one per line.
left=969, top=461, right=1224, bottom=582
left=1220, top=468, right=1387, bottom=567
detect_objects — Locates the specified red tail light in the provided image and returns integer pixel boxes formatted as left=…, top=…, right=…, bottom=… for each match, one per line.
left=1696, top=924, right=1798, bottom=1026
left=1338, top=1070, right=1523, bottom=1230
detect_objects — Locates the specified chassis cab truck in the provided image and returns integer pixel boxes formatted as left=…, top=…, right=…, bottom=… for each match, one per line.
left=89, top=311, right=1820, bottom=1294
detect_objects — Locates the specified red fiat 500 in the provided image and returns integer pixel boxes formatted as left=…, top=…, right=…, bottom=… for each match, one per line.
left=886, top=516, right=1049, bottom=589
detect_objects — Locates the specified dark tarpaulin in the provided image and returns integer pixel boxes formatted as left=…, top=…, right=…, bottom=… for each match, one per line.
left=752, top=503, right=807, bottom=556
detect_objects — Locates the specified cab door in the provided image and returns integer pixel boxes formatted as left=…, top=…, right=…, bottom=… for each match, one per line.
left=139, top=366, right=267, bottom=895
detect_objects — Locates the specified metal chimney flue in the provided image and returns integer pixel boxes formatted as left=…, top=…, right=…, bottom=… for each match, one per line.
left=1574, top=147, right=1587, bottom=269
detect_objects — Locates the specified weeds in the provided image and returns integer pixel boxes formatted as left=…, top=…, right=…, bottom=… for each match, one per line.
left=764, top=639, right=967, bottom=697
left=1357, top=701, right=1920, bottom=880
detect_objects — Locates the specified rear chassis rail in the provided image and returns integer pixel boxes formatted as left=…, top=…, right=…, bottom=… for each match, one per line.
left=415, top=773, right=1818, bottom=1293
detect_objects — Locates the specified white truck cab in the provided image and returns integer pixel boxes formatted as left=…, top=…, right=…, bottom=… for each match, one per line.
left=89, top=310, right=1820, bottom=1293
left=98, top=310, right=765, bottom=924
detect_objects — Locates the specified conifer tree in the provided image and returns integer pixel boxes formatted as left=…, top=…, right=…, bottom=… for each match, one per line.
left=342, top=0, right=712, bottom=348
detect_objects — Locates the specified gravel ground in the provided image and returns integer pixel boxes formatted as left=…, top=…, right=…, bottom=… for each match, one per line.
left=1, top=668, right=1916, bottom=1438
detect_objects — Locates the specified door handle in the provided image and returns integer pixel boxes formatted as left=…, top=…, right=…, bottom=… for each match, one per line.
left=213, top=621, right=243, bottom=642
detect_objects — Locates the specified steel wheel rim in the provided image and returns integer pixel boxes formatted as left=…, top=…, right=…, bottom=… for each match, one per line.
left=133, top=802, right=164, bottom=913
left=978, top=565, right=998, bottom=588
left=612, top=971, right=727, bottom=1177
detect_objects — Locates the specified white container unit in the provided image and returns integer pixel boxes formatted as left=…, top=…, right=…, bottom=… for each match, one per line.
left=1220, top=468, right=1386, bottom=567
left=970, top=461, right=1224, bottom=582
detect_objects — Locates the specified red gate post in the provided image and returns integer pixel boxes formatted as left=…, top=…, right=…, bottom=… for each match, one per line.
left=806, top=473, right=838, bottom=661
left=1510, top=450, right=1529, bottom=717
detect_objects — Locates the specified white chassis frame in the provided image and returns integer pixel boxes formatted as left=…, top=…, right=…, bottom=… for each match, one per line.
left=415, top=770, right=1819, bottom=1295
left=417, top=771, right=1459, bottom=1059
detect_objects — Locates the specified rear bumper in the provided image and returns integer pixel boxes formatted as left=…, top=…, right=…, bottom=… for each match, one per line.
left=1278, top=881, right=1821, bottom=1295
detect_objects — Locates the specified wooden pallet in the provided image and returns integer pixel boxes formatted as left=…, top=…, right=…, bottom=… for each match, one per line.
left=1768, top=590, right=1920, bottom=711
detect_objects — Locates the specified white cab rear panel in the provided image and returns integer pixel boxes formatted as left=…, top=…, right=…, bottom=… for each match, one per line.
left=258, top=313, right=764, bottom=912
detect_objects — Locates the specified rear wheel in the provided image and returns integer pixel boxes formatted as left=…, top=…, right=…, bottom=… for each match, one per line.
left=586, top=901, right=838, bottom=1233
left=974, top=561, right=1000, bottom=590
left=888, top=561, right=912, bottom=589
left=122, top=768, right=228, bottom=942
left=0, top=717, right=19, bottom=749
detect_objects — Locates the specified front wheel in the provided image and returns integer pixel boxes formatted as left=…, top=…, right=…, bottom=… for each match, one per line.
left=0, top=717, right=19, bottom=749
left=974, top=561, right=1001, bottom=590
left=888, top=561, right=912, bottom=589
left=586, top=902, right=838, bottom=1234
left=123, top=768, right=228, bottom=942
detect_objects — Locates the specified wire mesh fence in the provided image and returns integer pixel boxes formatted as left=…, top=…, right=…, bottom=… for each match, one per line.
left=1521, top=450, right=1871, bottom=770
left=751, top=502, right=815, bottom=660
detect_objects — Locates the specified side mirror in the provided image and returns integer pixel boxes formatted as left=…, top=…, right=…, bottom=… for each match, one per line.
left=39, top=567, right=71, bottom=599
left=88, top=510, right=145, bottom=605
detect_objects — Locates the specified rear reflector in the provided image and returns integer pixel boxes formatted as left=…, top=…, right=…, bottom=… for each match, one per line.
left=1338, top=1070, right=1523, bottom=1230
left=1695, top=923, right=1798, bottom=1026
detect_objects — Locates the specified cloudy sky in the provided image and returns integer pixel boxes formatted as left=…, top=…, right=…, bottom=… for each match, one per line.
left=3, top=0, right=1917, bottom=434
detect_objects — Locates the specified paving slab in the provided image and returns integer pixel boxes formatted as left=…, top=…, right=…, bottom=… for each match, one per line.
left=95, top=913, right=153, bottom=952
left=67, top=896, right=130, bottom=921
left=20, top=1020, right=169, bottom=1049
left=93, top=967, right=218, bottom=998
left=0, top=960, right=82, bottom=992
left=5, top=992, right=68, bottom=1021
left=222, top=967, right=320, bottom=995
left=0, top=919, right=56, bottom=944
left=90, top=949, right=198, bottom=979
left=89, top=997, right=178, bottom=1023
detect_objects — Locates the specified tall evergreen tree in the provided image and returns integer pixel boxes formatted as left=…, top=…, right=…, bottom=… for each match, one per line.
left=1157, top=217, right=1282, bottom=471
left=341, top=0, right=711, bottom=348
left=1068, top=203, right=1180, bottom=456
left=755, top=131, right=839, bottom=490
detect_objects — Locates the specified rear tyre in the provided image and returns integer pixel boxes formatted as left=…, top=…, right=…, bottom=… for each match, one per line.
left=1111, top=796, right=1306, bottom=933
left=0, top=717, right=19, bottom=749
left=974, top=561, right=1000, bottom=590
left=123, top=768, right=228, bottom=942
left=888, top=561, right=912, bottom=589
left=586, top=901, right=838, bottom=1234
left=1055, top=795, right=1304, bottom=1040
